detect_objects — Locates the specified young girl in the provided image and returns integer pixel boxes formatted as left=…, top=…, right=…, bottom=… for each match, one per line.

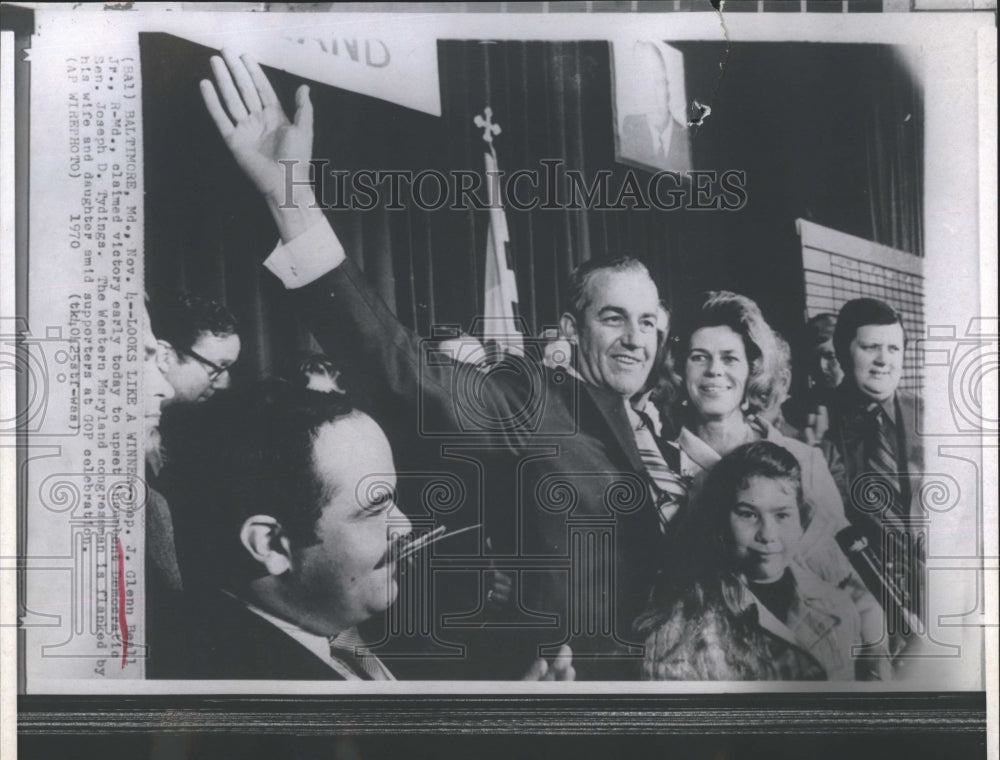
left=639, top=441, right=889, bottom=681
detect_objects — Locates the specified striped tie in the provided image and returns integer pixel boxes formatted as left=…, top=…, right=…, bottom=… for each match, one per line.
left=633, top=408, right=688, bottom=527
left=329, top=629, right=390, bottom=680
left=865, top=402, right=904, bottom=515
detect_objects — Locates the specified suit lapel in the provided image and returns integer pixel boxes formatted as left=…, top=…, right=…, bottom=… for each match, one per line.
left=833, top=385, right=868, bottom=488
left=580, top=381, right=645, bottom=473
left=833, top=386, right=915, bottom=532
left=897, top=391, right=924, bottom=473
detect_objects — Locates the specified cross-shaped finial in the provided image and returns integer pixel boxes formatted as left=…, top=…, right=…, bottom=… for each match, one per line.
left=473, top=107, right=502, bottom=145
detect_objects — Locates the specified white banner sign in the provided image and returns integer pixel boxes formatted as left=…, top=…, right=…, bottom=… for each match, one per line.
left=179, top=25, right=441, bottom=116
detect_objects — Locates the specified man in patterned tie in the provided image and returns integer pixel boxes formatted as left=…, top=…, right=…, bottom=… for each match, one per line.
left=200, top=50, right=682, bottom=679
left=819, top=298, right=925, bottom=646
left=628, top=302, right=686, bottom=526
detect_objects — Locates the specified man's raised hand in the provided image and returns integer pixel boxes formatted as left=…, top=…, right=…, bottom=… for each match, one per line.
left=199, top=49, right=314, bottom=203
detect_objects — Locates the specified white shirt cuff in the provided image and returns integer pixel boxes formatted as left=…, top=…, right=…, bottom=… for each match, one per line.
left=263, top=218, right=347, bottom=289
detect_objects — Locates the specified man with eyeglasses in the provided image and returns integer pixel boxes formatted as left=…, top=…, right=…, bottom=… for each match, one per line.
left=152, top=292, right=241, bottom=407
left=147, top=293, right=240, bottom=595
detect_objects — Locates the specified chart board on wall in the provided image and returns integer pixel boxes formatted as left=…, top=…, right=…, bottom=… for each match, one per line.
left=797, top=218, right=924, bottom=395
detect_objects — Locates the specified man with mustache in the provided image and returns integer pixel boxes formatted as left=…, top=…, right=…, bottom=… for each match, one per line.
left=170, top=381, right=572, bottom=681
left=199, top=51, right=684, bottom=678
left=172, top=381, right=409, bottom=680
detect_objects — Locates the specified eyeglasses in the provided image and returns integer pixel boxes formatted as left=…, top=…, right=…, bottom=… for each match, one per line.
left=181, top=347, right=232, bottom=381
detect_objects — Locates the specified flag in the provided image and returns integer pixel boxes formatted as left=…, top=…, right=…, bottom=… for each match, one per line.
left=477, top=109, right=523, bottom=357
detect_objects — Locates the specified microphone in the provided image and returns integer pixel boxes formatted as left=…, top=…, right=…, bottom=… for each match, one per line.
left=835, top=525, right=921, bottom=633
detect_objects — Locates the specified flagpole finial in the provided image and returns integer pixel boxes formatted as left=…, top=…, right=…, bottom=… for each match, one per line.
left=474, top=107, right=502, bottom=146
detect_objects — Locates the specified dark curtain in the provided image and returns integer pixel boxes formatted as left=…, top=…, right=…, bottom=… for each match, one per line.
left=865, top=47, right=924, bottom=256
left=141, top=35, right=923, bottom=383
left=141, top=35, right=705, bottom=377
left=438, top=40, right=697, bottom=333
left=141, top=33, right=459, bottom=383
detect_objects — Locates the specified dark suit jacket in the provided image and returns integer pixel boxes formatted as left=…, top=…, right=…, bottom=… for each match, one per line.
left=821, top=384, right=924, bottom=526
left=820, top=384, right=925, bottom=619
left=170, top=591, right=348, bottom=681
left=295, top=258, right=673, bottom=679
left=144, top=477, right=188, bottom=679
left=620, top=113, right=692, bottom=173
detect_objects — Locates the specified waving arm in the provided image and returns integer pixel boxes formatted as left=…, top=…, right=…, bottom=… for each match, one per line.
left=200, top=49, right=324, bottom=244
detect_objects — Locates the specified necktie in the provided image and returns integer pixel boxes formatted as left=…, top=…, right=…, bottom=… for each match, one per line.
left=633, top=408, right=687, bottom=527
left=328, top=629, right=388, bottom=680
left=865, top=402, right=904, bottom=515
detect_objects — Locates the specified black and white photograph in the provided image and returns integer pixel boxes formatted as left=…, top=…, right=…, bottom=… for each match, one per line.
left=613, top=39, right=692, bottom=173
left=2, top=3, right=996, bottom=757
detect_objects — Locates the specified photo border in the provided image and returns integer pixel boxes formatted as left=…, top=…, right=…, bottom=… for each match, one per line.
left=3, top=1, right=994, bottom=749
left=14, top=692, right=988, bottom=735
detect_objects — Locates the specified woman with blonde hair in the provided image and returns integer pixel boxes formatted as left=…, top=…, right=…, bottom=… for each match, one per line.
left=659, top=292, right=886, bottom=664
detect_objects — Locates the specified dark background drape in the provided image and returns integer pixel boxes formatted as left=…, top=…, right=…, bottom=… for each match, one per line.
left=141, top=35, right=923, bottom=385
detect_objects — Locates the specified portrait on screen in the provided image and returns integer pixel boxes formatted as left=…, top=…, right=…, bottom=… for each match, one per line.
left=613, top=40, right=692, bottom=174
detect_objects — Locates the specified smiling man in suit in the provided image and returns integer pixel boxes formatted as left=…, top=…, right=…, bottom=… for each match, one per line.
left=819, top=298, right=925, bottom=648
left=199, top=51, right=686, bottom=679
